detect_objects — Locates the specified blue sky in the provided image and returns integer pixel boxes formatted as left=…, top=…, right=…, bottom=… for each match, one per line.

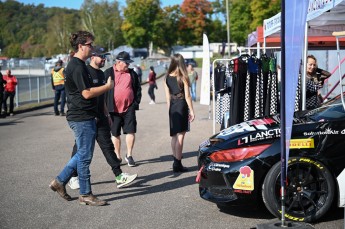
left=16, top=0, right=183, bottom=9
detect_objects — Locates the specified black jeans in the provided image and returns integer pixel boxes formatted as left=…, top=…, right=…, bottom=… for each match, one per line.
left=148, top=84, right=156, bottom=102
left=71, top=116, right=122, bottom=177
left=3, top=91, right=15, bottom=114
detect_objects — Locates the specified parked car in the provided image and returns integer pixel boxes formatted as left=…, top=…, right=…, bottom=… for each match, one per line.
left=197, top=94, right=345, bottom=223
left=184, top=58, right=197, bottom=67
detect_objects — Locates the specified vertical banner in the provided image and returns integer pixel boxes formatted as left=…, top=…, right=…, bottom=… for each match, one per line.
left=200, top=33, right=211, bottom=105
left=281, top=0, right=308, bottom=183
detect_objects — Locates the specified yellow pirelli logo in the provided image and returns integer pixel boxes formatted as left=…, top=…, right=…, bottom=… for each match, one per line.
left=290, top=139, right=314, bottom=149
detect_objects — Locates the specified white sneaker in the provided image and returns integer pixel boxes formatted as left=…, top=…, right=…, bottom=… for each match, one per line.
left=68, top=176, right=80, bottom=190
left=116, top=173, right=137, bottom=188
left=149, top=100, right=155, bottom=105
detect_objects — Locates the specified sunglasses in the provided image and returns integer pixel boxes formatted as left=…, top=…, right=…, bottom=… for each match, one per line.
left=83, top=42, right=93, bottom=48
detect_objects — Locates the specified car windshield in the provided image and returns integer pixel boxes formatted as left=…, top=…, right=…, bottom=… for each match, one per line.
left=303, top=96, right=345, bottom=121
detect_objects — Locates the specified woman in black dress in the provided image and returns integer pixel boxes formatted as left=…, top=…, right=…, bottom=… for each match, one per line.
left=164, top=54, right=195, bottom=172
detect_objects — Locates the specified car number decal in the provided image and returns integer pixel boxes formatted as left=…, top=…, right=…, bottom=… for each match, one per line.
left=233, top=166, right=254, bottom=191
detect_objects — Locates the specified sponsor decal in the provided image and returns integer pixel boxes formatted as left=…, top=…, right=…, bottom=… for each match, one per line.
left=199, top=139, right=210, bottom=148
left=303, top=127, right=342, bottom=136
left=233, top=166, right=254, bottom=191
left=238, top=128, right=280, bottom=145
left=289, top=158, right=324, bottom=169
left=278, top=211, right=304, bottom=222
left=234, top=190, right=252, bottom=194
left=289, top=139, right=314, bottom=149
left=208, top=163, right=230, bottom=171
left=218, top=122, right=256, bottom=137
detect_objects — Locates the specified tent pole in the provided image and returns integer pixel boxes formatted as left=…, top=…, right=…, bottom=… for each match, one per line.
left=302, top=22, right=308, bottom=110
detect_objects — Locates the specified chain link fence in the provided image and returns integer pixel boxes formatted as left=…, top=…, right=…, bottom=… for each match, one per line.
left=2, top=57, right=169, bottom=109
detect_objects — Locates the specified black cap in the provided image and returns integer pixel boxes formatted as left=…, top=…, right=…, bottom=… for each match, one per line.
left=116, top=51, right=134, bottom=64
left=56, top=60, right=63, bottom=65
left=92, top=46, right=109, bottom=56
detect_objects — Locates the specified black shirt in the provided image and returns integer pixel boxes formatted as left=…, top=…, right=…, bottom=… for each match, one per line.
left=65, top=57, right=97, bottom=121
left=86, top=65, right=106, bottom=116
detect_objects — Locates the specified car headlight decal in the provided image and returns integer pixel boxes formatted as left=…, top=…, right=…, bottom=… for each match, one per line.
left=209, top=144, right=271, bottom=162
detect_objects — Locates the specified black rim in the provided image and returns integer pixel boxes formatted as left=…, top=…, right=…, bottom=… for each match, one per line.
left=274, top=162, right=329, bottom=218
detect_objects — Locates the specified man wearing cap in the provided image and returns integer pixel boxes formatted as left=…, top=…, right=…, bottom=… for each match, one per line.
left=104, top=51, right=142, bottom=167
left=51, top=60, right=66, bottom=116
left=68, top=47, right=137, bottom=190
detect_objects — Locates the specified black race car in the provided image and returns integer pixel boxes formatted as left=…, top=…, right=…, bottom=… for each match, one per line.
left=197, top=95, right=345, bottom=223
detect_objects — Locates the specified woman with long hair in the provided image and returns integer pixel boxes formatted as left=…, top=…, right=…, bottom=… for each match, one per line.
left=164, top=54, right=195, bottom=172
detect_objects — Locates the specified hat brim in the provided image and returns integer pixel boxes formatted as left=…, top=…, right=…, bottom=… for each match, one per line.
left=116, top=58, right=134, bottom=64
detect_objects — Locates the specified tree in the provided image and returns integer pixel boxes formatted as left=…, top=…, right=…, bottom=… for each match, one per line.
left=44, top=12, right=80, bottom=56
left=80, top=0, right=124, bottom=51
left=229, top=0, right=253, bottom=45
left=158, top=5, right=181, bottom=54
left=250, top=0, right=281, bottom=31
left=122, top=0, right=163, bottom=50
left=179, top=0, right=213, bottom=45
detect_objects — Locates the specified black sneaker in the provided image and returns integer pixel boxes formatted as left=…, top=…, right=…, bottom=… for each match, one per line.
left=125, top=155, right=136, bottom=167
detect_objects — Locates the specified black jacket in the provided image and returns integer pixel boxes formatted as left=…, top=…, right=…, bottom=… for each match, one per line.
left=104, top=66, right=142, bottom=112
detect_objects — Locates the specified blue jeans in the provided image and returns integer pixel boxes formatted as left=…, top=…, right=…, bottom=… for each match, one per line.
left=190, top=82, right=196, bottom=101
left=54, top=85, right=66, bottom=114
left=57, top=119, right=96, bottom=195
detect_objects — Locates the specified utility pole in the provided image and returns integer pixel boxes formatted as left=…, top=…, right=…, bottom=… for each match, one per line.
left=226, top=0, right=231, bottom=58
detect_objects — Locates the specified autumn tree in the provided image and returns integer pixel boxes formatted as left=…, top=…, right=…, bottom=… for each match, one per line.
left=179, top=0, right=213, bottom=45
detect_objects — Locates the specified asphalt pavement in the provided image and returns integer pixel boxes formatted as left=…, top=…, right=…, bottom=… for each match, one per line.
left=0, top=69, right=343, bottom=229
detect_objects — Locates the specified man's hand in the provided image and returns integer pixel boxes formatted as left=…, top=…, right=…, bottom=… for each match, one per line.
left=106, top=76, right=114, bottom=90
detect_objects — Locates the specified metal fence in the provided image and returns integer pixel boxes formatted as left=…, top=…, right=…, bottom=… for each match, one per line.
left=3, top=57, right=168, bottom=108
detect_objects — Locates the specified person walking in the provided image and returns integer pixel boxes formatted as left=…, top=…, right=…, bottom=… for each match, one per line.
left=68, top=46, right=137, bottom=190
left=187, top=63, right=198, bottom=102
left=0, top=68, right=6, bottom=118
left=164, top=54, right=195, bottom=172
left=147, top=66, right=157, bottom=104
left=51, top=60, right=66, bottom=116
left=305, top=54, right=331, bottom=110
left=49, top=31, right=113, bottom=206
left=104, top=51, right=142, bottom=167
left=2, top=69, right=17, bottom=116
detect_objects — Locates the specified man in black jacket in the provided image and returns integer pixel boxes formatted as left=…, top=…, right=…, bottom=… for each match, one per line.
left=104, top=51, right=142, bottom=167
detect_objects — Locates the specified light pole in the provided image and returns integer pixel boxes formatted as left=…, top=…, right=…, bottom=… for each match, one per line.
left=226, top=0, right=231, bottom=58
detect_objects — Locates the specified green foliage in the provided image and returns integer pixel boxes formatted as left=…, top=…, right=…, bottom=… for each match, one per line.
left=0, top=0, right=281, bottom=58
left=122, top=0, right=163, bottom=49
left=80, top=0, right=124, bottom=50
left=230, top=0, right=253, bottom=45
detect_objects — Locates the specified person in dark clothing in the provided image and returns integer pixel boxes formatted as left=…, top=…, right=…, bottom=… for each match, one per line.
left=68, top=46, right=137, bottom=190
left=147, top=66, right=157, bottom=104
left=164, top=53, right=195, bottom=172
left=49, top=31, right=113, bottom=206
left=305, top=54, right=331, bottom=110
left=104, top=51, right=142, bottom=167
left=51, top=60, right=66, bottom=116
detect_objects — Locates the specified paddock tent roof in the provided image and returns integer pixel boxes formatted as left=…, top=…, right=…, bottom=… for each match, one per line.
left=263, top=0, right=345, bottom=40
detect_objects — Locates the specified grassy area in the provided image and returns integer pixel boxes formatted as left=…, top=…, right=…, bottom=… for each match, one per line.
left=14, top=99, right=53, bottom=113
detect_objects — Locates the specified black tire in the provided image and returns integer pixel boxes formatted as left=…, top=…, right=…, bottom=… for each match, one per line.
left=262, top=157, right=335, bottom=223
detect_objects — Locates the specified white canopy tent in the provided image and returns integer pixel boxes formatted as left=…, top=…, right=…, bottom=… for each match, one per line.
left=262, top=0, right=345, bottom=108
